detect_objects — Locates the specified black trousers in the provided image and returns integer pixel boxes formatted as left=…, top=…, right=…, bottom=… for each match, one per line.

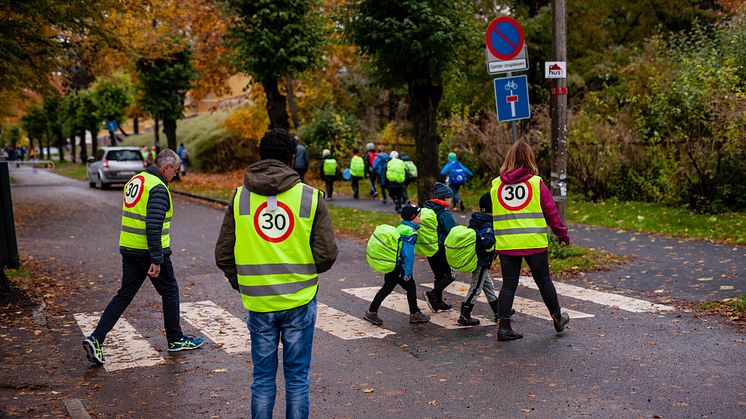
left=368, top=171, right=378, bottom=196
left=387, top=183, right=405, bottom=211
left=497, top=251, right=560, bottom=319
left=92, top=254, right=183, bottom=343
left=323, top=176, right=335, bottom=198
left=369, top=266, right=419, bottom=314
left=351, top=176, right=362, bottom=198
left=427, top=246, right=455, bottom=301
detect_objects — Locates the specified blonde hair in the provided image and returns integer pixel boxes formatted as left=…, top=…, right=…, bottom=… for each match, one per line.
left=500, top=141, right=539, bottom=175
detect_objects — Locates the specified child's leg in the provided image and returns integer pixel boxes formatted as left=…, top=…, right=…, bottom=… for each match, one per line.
left=369, top=270, right=400, bottom=313
left=481, top=270, right=498, bottom=303
left=464, top=266, right=486, bottom=306
left=524, top=251, right=561, bottom=315
left=497, top=254, right=522, bottom=319
left=396, top=276, right=420, bottom=314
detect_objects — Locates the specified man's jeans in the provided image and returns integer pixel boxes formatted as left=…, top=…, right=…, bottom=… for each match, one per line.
left=248, top=298, right=317, bottom=419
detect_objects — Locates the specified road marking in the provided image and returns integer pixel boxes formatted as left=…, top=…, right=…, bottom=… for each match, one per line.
left=74, top=312, right=165, bottom=372
left=515, top=276, right=674, bottom=313
left=342, top=287, right=491, bottom=328
left=317, top=303, right=396, bottom=339
left=180, top=301, right=250, bottom=354
left=422, top=281, right=594, bottom=321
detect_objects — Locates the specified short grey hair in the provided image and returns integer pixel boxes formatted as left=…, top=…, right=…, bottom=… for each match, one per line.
left=155, top=149, right=181, bottom=168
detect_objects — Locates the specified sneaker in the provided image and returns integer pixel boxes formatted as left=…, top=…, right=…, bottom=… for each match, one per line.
left=363, top=310, right=383, bottom=326
left=423, top=291, right=439, bottom=313
left=168, top=335, right=205, bottom=352
left=83, top=336, right=105, bottom=365
left=435, top=300, right=453, bottom=311
left=409, top=311, right=430, bottom=323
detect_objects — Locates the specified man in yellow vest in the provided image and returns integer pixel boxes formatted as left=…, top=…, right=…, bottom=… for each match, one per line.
left=83, top=149, right=204, bottom=366
left=215, top=128, right=338, bottom=419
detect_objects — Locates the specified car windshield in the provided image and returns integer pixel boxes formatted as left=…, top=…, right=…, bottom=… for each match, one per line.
left=107, top=150, right=143, bottom=161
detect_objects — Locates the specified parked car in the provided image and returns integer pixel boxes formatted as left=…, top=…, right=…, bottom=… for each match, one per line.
left=87, top=147, right=146, bottom=189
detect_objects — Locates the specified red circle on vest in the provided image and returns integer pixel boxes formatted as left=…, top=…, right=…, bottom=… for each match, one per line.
left=497, top=180, right=533, bottom=211
left=253, top=201, right=295, bottom=243
left=123, top=175, right=146, bottom=208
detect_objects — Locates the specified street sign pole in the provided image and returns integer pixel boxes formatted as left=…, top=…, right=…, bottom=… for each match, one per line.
left=507, top=71, right=517, bottom=144
left=550, top=0, right=568, bottom=223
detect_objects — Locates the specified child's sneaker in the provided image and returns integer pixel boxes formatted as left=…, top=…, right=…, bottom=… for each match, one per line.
left=167, top=335, right=205, bottom=352
left=83, top=336, right=105, bottom=365
left=363, top=310, right=383, bottom=326
left=409, top=311, right=430, bottom=323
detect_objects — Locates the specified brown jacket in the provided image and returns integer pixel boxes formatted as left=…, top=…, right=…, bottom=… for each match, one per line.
left=214, top=159, right=338, bottom=290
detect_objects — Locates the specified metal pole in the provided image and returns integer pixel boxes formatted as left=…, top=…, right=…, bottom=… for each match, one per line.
left=507, top=71, right=517, bottom=143
left=550, top=0, right=568, bottom=223
left=0, top=162, right=19, bottom=269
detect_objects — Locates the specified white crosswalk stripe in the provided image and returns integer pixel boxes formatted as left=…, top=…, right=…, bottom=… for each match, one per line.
left=422, top=281, right=595, bottom=320
left=317, top=303, right=396, bottom=339
left=180, top=301, right=250, bottom=354
left=74, top=312, right=165, bottom=372
left=515, top=276, right=674, bottom=313
left=342, top=287, right=492, bottom=328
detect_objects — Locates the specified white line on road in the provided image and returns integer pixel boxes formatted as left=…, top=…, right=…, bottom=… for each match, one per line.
left=74, top=312, right=165, bottom=372
left=342, top=287, right=491, bottom=328
left=317, top=303, right=396, bottom=339
left=180, top=301, right=250, bottom=354
left=421, top=281, right=595, bottom=321
left=515, top=276, right=674, bottom=313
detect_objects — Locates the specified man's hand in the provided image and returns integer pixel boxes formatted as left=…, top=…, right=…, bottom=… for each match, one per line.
left=147, top=263, right=161, bottom=278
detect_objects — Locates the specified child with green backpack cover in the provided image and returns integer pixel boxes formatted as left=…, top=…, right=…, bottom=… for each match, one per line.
left=364, top=205, right=430, bottom=325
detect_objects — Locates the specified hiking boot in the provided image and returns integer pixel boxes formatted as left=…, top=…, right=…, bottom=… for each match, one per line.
left=457, top=303, right=480, bottom=326
left=435, top=299, right=453, bottom=312
left=497, top=319, right=523, bottom=341
left=409, top=311, right=430, bottom=323
left=83, top=336, right=105, bottom=365
left=167, top=335, right=205, bottom=352
left=363, top=310, right=383, bottom=326
left=552, top=311, right=570, bottom=333
left=489, top=300, right=515, bottom=322
left=423, top=291, right=451, bottom=312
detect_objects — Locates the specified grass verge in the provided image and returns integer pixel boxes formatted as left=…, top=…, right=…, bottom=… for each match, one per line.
left=53, top=161, right=88, bottom=182
left=700, top=295, right=746, bottom=322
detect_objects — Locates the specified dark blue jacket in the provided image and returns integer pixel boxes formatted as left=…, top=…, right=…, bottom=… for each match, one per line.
left=468, top=212, right=496, bottom=268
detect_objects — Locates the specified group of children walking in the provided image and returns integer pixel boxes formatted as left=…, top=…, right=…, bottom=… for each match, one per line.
left=363, top=141, right=571, bottom=341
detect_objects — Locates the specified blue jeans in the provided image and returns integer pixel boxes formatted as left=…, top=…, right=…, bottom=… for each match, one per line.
left=248, top=298, right=317, bottom=419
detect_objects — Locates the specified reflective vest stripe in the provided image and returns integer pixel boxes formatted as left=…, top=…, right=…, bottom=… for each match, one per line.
left=122, top=211, right=172, bottom=222
left=238, top=188, right=251, bottom=215
left=239, top=276, right=318, bottom=297
left=493, top=227, right=547, bottom=236
left=236, top=263, right=317, bottom=276
left=299, top=185, right=314, bottom=218
left=493, top=212, right=544, bottom=222
left=121, top=226, right=170, bottom=235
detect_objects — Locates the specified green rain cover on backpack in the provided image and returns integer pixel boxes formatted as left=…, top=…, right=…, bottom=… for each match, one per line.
left=444, top=225, right=478, bottom=272
left=414, top=207, right=438, bottom=257
left=366, top=224, right=401, bottom=273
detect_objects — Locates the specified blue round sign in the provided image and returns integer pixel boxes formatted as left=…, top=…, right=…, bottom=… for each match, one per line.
left=485, top=16, right=525, bottom=61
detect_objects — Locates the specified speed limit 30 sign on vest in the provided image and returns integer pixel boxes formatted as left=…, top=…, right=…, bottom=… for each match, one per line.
left=490, top=175, right=548, bottom=250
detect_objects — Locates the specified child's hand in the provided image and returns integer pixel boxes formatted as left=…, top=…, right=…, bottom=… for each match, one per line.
left=402, top=275, right=413, bottom=282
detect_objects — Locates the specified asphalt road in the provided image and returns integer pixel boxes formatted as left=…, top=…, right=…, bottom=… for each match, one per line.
left=2, top=168, right=745, bottom=418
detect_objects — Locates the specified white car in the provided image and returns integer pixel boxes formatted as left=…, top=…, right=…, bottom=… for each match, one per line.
left=87, top=147, right=146, bottom=189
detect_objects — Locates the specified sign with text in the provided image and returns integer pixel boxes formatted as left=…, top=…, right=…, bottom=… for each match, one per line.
left=486, top=45, right=528, bottom=74
left=494, top=76, right=531, bottom=123
left=544, top=61, right=567, bottom=78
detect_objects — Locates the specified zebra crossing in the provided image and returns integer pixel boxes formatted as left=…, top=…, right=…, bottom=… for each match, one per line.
left=75, top=276, right=673, bottom=371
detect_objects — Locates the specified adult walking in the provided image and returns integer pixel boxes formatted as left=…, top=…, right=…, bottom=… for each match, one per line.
left=83, top=149, right=204, bottom=366
left=215, top=128, right=338, bottom=419
left=491, top=141, right=570, bottom=341
left=365, top=143, right=378, bottom=198
left=320, top=149, right=338, bottom=199
left=349, top=147, right=365, bottom=199
left=293, top=136, right=309, bottom=183
left=385, top=151, right=406, bottom=212
left=440, top=152, right=473, bottom=211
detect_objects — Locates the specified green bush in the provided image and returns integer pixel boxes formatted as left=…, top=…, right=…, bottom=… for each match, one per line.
left=298, top=106, right=359, bottom=160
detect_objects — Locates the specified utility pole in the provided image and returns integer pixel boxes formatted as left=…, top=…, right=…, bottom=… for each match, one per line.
left=550, top=0, right=568, bottom=223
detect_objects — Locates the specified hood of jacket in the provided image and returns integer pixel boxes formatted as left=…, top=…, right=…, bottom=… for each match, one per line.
left=424, top=199, right=447, bottom=214
left=468, top=212, right=492, bottom=229
left=500, top=167, right=533, bottom=184
left=244, top=159, right=300, bottom=196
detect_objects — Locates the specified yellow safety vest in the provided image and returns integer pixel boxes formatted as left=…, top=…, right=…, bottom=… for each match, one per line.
left=233, top=182, right=320, bottom=312
left=323, top=158, right=337, bottom=176
left=491, top=175, right=548, bottom=250
left=119, top=171, right=173, bottom=250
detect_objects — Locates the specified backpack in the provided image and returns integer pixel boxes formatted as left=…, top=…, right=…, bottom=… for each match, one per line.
left=404, top=160, right=418, bottom=180
left=414, top=207, right=438, bottom=257
left=450, top=165, right=466, bottom=185
left=386, top=158, right=406, bottom=183
left=366, top=224, right=401, bottom=273
left=350, top=155, right=365, bottom=177
left=444, top=225, right=477, bottom=272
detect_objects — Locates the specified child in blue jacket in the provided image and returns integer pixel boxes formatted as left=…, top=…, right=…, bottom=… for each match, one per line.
left=364, top=205, right=430, bottom=325
left=440, top=152, right=473, bottom=211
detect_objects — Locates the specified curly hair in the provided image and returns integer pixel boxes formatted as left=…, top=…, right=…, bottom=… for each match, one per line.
left=259, top=128, right=296, bottom=164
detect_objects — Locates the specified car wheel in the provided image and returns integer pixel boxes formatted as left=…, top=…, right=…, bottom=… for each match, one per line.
left=96, top=173, right=106, bottom=190
left=88, top=172, right=95, bottom=188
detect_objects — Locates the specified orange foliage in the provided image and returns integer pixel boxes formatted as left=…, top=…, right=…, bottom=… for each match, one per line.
left=220, top=83, right=270, bottom=142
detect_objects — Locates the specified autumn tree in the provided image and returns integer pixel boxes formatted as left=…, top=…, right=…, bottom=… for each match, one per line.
left=347, top=0, right=476, bottom=202
left=20, top=106, right=48, bottom=159
left=42, top=95, right=65, bottom=162
left=225, top=0, right=326, bottom=130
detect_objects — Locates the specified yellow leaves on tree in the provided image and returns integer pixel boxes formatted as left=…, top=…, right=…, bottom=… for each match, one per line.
left=220, top=83, right=270, bottom=143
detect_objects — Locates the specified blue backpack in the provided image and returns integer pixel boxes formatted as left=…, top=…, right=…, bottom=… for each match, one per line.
left=450, top=165, right=466, bottom=185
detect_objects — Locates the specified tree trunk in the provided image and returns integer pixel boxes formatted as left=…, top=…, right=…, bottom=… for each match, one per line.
left=163, top=118, right=177, bottom=151
left=0, top=267, right=10, bottom=297
left=79, top=131, right=88, bottom=163
left=48, top=136, right=54, bottom=161
left=264, top=78, right=290, bottom=130
left=70, top=137, right=76, bottom=163
left=90, top=126, right=99, bottom=156
left=286, top=77, right=300, bottom=129
left=133, top=116, right=139, bottom=135
left=410, top=82, right=444, bottom=204
left=154, top=118, right=160, bottom=150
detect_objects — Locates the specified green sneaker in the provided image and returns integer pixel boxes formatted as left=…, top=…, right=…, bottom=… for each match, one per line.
left=167, top=335, right=205, bottom=352
left=83, top=336, right=105, bottom=365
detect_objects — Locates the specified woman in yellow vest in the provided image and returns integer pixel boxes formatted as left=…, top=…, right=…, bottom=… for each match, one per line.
left=491, top=141, right=571, bottom=341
